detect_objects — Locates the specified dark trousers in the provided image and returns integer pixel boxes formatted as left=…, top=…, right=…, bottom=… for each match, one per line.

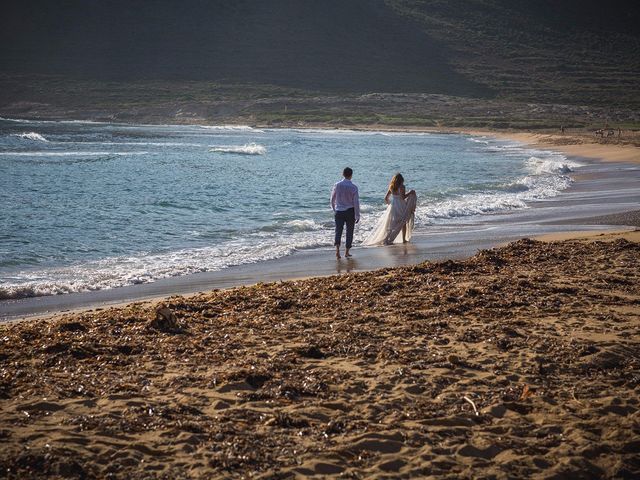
left=334, top=208, right=355, bottom=249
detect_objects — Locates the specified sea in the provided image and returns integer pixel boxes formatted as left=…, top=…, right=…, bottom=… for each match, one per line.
left=0, top=117, right=582, bottom=300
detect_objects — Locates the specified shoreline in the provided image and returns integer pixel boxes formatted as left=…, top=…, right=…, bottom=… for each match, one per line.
left=5, top=228, right=637, bottom=326
left=458, top=129, right=640, bottom=165
left=1, top=123, right=639, bottom=321
left=2, top=113, right=639, bottom=163
left=2, top=112, right=638, bottom=163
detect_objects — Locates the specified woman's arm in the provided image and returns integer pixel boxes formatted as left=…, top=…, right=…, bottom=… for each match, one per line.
left=404, top=186, right=416, bottom=200
left=384, top=189, right=391, bottom=204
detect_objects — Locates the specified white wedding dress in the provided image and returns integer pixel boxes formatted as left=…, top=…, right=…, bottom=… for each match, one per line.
left=363, top=193, right=417, bottom=245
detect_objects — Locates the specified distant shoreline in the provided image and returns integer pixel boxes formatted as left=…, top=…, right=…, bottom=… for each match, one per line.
left=3, top=113, right=638, bottom=164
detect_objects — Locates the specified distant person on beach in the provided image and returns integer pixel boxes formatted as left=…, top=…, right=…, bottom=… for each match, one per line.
left=331, top=167, right=360, bottom=259
left=363, top=173, right=417, bottom=246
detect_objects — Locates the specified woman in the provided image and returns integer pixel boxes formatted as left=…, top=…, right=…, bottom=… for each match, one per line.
left=363, top=173, right=417, bottom=246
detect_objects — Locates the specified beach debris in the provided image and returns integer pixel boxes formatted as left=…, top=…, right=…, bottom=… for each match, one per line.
left=571, top=390, right=584, bottom=406
left=294, top=344, right=326, bottom=359
left=323, top=419, right=346, bottom=435
left=519, top=385, right=534, bottom=401
left=274, top=298, right=295, bottom=311
left=148, top=305, right=183, bottom=333
left=585, top=347, right=628, bottom=371
left=463, top=396, right=479, bottom=416
left=57, top=321, right=87, bottom=333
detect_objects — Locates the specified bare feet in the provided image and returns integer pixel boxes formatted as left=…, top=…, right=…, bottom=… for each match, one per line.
left=345, top=249, right=352, bottom=258
left=335, top=247, right=341, bottom=259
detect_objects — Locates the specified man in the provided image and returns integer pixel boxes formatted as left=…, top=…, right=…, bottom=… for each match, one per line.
left=330, top=167, right=360, bottom=259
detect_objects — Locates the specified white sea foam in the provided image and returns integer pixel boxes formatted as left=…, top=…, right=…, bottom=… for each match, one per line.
left=13, top=132, right=49, bottom=142
left=1, top=151, right=150, bottom=156
left=0, top=117, right=106, bottom=125
left=414, top=163, right=578, bottom=223
left=467, top=137, right=489, bottom=145
left=73, top=141, right=202, bottom=147
left=283, top=219, right=324, bottom=232
left=0, top=231, right=331, bottom=299
left=284, top=128, right=431, bottom=136
left=525, top=156, right=582, bottom=175
left=200, top=125, right=263, bottom=133
left=416, top=193, right=528, bottom=221
left=209, top=143, right=266, bottom=155
left=287, top=128, right=365, bottom=135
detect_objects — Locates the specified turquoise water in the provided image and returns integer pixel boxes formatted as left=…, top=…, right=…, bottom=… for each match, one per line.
left=0, top=118, right=580, bottom=298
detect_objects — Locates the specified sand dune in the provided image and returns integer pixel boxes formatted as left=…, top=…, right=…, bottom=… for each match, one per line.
left=1, top=233, right=639, bottom=478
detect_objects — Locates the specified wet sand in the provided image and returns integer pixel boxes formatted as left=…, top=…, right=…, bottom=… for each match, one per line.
left=1, top=231, right=638, bottom=478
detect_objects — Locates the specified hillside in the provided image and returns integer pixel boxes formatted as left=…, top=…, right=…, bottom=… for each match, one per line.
left=387, top=0, right=640, bottom=107
left=0, top=0, right=487, bottom=97
left=1, top=0, right=639, bottom=125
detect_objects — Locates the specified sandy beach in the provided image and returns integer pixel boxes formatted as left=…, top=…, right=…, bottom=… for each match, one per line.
left=1, top=129, right=639, bottom=478
left=1, top=229, right=638, bottom=479
left=466, top=129, right=640, bottom=165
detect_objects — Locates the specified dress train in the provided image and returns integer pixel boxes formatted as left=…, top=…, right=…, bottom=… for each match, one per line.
left=363, top=193, right=417, bottom=245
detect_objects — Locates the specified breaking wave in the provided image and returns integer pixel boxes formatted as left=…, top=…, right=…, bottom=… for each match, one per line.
left=525, top=156, right=581, bottom=175
left=200, top=125, right=264, bottom=133
left=414, top=155, right=579, bottom=223
left=13, top=132, right=48, bottom=142
left=1, top=151, right=149, bottom=156
left=209, top=143, right=266, bottom=155
left=0, top=233, right=330, bottom=300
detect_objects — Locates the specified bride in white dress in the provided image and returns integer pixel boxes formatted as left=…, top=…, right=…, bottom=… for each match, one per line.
left=363, top=173, right=417, bottom=245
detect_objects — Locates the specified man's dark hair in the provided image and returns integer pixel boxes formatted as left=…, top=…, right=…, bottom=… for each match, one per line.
left=343, top=167, right=353, bottom=178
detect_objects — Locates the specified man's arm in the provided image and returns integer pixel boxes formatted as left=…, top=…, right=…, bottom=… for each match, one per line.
left=354, top=186, right=360, bottom=223
left=330, top=184, right=337, bottom=211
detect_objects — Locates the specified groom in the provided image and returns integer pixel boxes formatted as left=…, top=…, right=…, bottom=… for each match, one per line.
left=330, top=167, right=360, bottom=259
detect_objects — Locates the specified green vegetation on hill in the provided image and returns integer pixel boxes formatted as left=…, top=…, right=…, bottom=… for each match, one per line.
left=386, top=0, right=640, bottom=107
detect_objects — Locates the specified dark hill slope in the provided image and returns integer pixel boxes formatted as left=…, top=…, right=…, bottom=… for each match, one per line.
left=386, top=0, right=640, bottom=106
left=0, top=0, right=487, bottom=97
left=1, top=0, right=638, bottom=111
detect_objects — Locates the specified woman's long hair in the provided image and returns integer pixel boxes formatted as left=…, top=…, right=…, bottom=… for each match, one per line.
left=389, top=173, right=404, bottom=193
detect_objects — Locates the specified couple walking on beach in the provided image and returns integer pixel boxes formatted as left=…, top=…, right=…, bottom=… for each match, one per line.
left=331, top=167, right=417, bottom=259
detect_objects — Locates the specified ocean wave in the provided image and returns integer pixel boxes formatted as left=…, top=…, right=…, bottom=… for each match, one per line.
left=1, top=151, right=150, bottom=156
left=200, top=125, right=264, bottom=133
left=525, top=156, right=581, bottom=175
left=0, top=232, right=333, bottom=299
left=209, top=143, right=266, bottom=155
left=467, top=137, right=489, bottom=145
left=283, top=219, right=324, bottom=232
left=287, top=128, right=366, bottom=135
left=12, top=132, right=49, bottom=142
left=284, top=128, right=431, bottom=137
left=69, top=141, right=202, bottom=147
left=417, top=193, right=528, bottom=221
left=415, top=169, right=574, bottom=223
left=0, top=117, right=106, bottom=125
